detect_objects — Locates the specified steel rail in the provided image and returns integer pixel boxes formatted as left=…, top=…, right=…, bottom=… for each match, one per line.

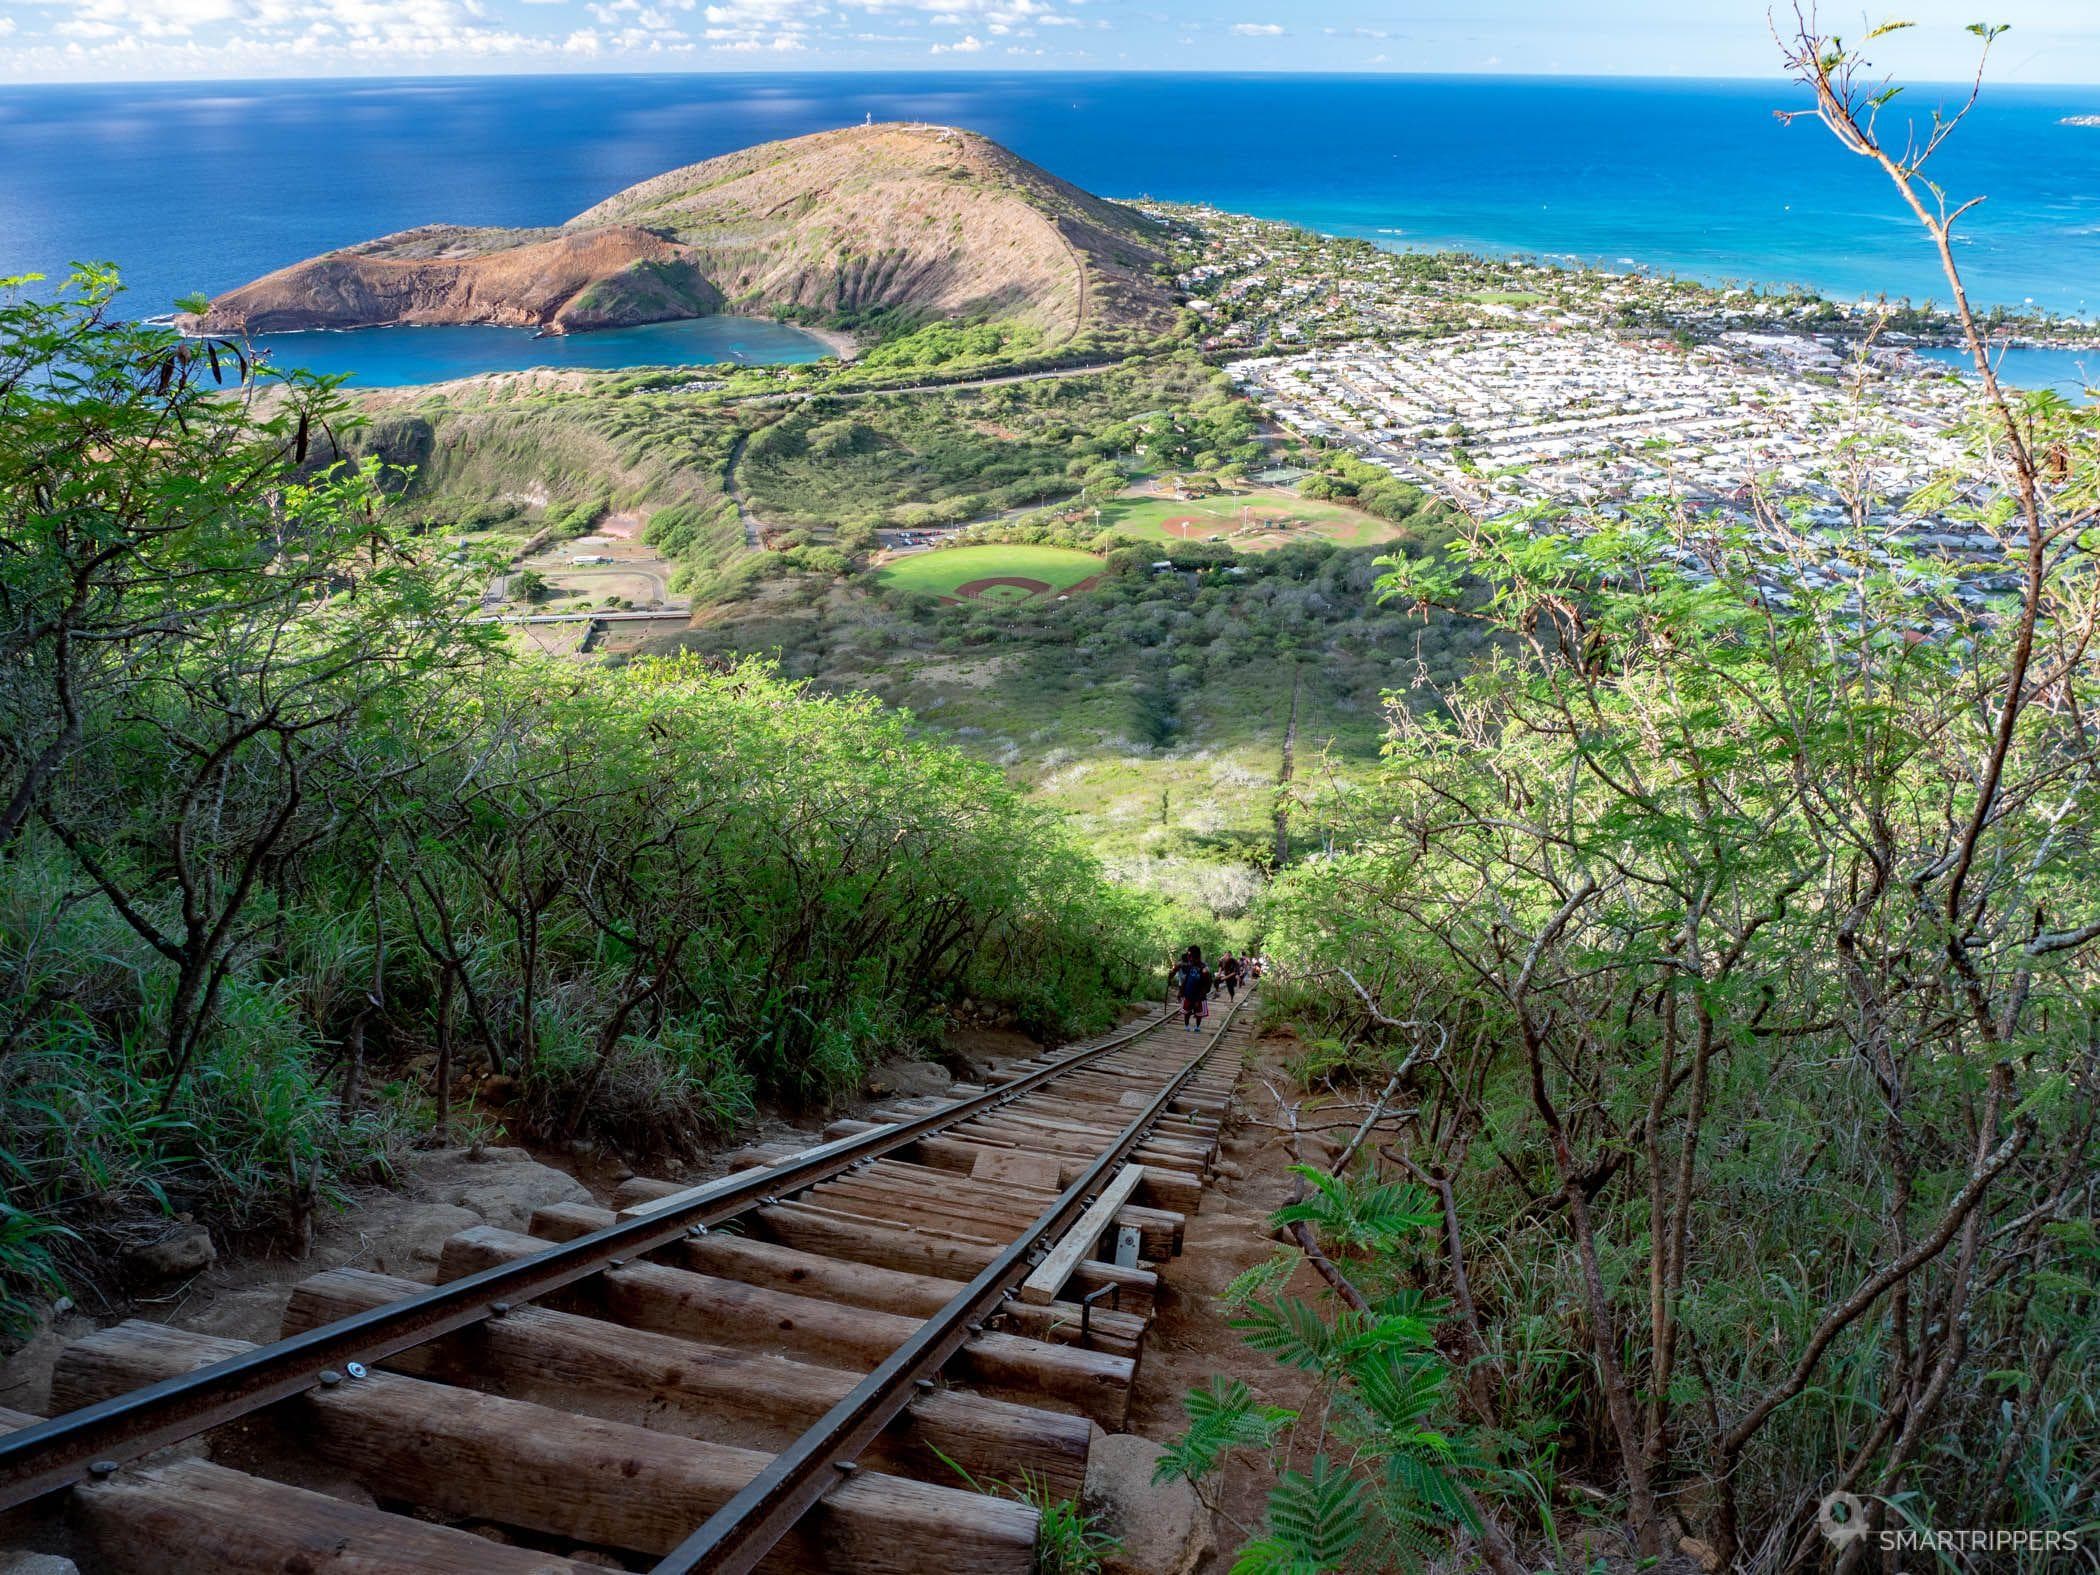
left=0, top=1007, right=1186, bottom=1511
left=653, top=994, right=1246, bottom=1575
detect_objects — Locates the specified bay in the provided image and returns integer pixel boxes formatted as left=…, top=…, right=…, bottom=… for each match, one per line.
left=237, top=317, right=831, bottom=386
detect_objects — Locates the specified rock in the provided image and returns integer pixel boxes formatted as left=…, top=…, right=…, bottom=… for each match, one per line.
left=123, top=1224, right=216, bottom=1284
left=1083, top=1433, right=1213, bottom=1575
left=352, top=1204, right=483, bottom=1278
left=442, top=1163, right=589, bottom=1234
left=874, top=1057, right=956, bottom=1099
left=185, top=1286, right=295, bottom=1347
left=0, top=1553, right=81, bottom=1574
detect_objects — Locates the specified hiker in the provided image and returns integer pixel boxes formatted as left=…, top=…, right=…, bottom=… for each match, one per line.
left=1177, top=945, right=1210, bottom=1030
left=1218, top=951, right=1241, bottom=1001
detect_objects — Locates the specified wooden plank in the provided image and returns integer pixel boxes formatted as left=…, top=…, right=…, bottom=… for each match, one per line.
left=756, top=1201, right=1157, bottom=1318
left=282, top=1267, right=1091, bottom=1497
left=617, top=1129, right=893, bottom=1220
left=822, top=1123, right=1205, bottom=1214
left=969, top=1149, right=1064, bottom=1192
left=73, top=1456, right=587, bottom=1573
left=546, top=1220, right=1148, bottom=1357
left=436, top=1226, right=1135, bottom=1429
left=1022, top=1165, right=1147, bottom=1306
left=51, top=1321, right=1035, bottom=1575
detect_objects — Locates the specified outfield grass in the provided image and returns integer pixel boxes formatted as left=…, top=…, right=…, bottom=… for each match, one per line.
left=1098, top=489, right=1404, bottom=551
left=874, top=543, right=1104, bottom=603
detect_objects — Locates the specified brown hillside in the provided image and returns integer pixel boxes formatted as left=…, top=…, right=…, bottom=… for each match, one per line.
left=189, top=124, right=1176, bottom=344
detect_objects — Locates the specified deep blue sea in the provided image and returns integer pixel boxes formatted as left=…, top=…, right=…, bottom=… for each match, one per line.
left=4, top=72, right=2098, bottom=381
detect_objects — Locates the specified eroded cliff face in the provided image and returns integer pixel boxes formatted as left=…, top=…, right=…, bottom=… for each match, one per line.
left=185, top=225, right=721, bottom=335
left=185, top=123, right=1175, bottom=342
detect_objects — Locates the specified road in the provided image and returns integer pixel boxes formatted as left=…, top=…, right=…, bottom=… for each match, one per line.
left=725, top=358, right=1125, bottom=408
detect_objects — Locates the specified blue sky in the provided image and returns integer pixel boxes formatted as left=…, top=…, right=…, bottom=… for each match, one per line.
left=3, top=0, right=2099, bottom=84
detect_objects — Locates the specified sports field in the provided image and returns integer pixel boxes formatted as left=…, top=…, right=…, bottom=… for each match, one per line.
left=1098, top=489, right=1404, bottom=551
left=875, top=543, right=1104, bottom=604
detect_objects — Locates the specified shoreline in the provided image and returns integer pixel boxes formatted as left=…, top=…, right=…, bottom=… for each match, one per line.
left=802, top=324, right=862, bottom=362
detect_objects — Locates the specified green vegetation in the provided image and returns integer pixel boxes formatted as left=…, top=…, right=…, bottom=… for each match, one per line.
left=855, top=319, right=1045, bottom=373
left=678, top=523, right=1471, bottom=918
left=737, top=399, right=1076, bottom=536
left=875, top=543, right=1103, bottom=602
left=0, top=270, right=1186, bottom=1330
left=1229, top=37, right=2100, bottom=1567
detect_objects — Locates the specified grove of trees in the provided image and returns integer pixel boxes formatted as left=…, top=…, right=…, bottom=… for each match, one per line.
left=0, top=269, right=1178, bottom=1333
left=1205, top=25, right=2100, bottom=1572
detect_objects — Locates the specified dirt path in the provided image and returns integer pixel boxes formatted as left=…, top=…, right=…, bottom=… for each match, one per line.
left=1273, top=666, right=1301, bottom=868
left=722, top=428, right=765, bottom=549
left=1125, top=1014, right=1333, bottom=1566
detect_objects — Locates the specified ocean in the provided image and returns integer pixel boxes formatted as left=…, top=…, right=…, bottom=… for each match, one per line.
left=3, top=71, right=2097, bottom=326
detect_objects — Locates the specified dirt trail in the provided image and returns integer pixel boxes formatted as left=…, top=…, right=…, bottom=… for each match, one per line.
left=1125, top=1015, right=1332, bottom=1565
left=1272, top=667, right=1301, bottom=869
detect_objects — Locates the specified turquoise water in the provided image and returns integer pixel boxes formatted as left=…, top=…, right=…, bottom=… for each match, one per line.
left=240, top=317, right=831, bottom=386
left=1916, top=345, right=2100, bottom=403
left=5, top=73, right=2100, bottom=332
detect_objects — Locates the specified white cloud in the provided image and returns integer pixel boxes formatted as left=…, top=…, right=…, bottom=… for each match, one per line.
left=1230, top=21, right=1282, bottom=36
left=2, top=0, right=1106, bottom=70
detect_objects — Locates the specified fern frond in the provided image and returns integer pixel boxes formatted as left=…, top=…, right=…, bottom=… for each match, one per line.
left=1153, top=1375, right=1295, bottom=1486
left=1271, top=1166, right=1438, bottom=1254
left=1260, top=1456, right=1369, bottom=1567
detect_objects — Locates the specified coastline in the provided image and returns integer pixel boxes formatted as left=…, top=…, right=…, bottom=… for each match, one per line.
left=803, top=324, right=862, bottom=363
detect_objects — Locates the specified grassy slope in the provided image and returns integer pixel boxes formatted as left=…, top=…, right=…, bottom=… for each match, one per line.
left=669, top=538, right=1477, bottom=919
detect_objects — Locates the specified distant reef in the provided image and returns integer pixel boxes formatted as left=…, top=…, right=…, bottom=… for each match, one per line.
left=2062, top=115, right=2100, bottom=127
left=183, top=124, right=1177, bottom=343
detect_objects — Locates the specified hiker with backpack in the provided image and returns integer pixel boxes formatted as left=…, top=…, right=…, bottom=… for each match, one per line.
left=1176, top=945, right=1211, bottom=1030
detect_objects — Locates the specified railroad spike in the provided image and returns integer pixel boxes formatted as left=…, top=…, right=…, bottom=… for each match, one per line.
left=87, top=1460, right=117, bottom=1479
left=316, top=1369, right=343, bottom=1388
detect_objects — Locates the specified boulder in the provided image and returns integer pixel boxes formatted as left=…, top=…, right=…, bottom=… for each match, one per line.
left=0, top=1554, right=82, bottom=1574
left=866, top=1057, right=957, bottom=1101
left=122, top=1224, right=216, bottom=1284
left=441, top=1163, right=590, bottom=1234
left=184, top=1285, right=296, bottom=1347
left=351, top=1203, right=483, bottom=1279
left=1083, top=1432, right=1213, bottom=1575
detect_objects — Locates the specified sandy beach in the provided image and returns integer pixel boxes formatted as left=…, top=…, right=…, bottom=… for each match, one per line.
left=804, top=324, right=862, bottom=362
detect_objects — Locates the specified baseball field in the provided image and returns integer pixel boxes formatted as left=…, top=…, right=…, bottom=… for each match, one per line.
left=874, top=543, right=1105, bottom=604
left=1097, top=490, right=1403, bottom=551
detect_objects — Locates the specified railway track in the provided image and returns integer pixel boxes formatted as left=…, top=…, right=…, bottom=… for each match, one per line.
left=0, top=997, right=1254, bottom=1573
